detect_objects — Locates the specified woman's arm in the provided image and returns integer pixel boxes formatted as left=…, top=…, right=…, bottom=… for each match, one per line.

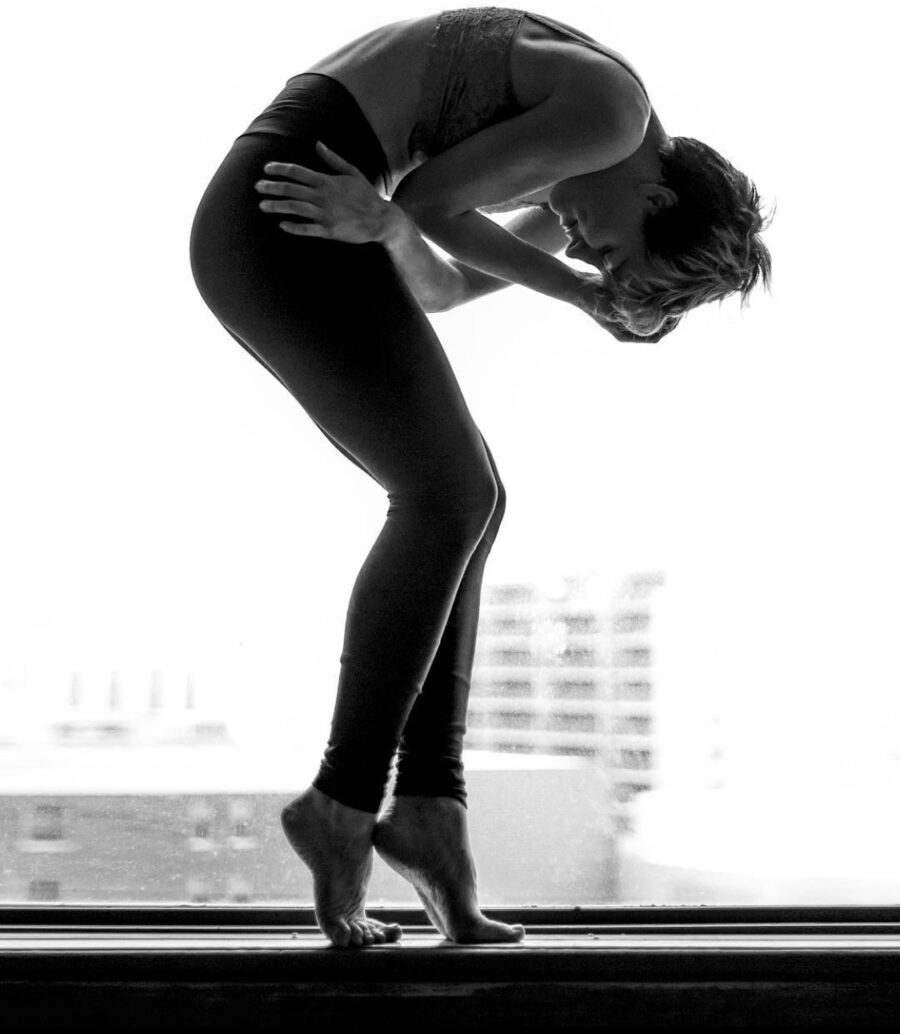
left=256, top=141, right=677, bottom=337
left=377, top=203, right=571, bottom=312
left=400, top=205, right=581, bottom=306
left=376, top=202, right=470, bottom=313
left=387, top=79, right=646, bottom=307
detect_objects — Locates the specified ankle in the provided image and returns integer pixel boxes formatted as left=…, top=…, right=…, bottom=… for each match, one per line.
left=386, top=793, right=466, bottom=815
left=294, top=786, right=378, bottom=830
left=390, top=785, right=468, bottom=810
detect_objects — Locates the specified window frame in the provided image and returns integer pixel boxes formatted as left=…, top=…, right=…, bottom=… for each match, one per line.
left=4, top=903, right=900, bottom=1027
left=4, top=901, right=900, bottom=928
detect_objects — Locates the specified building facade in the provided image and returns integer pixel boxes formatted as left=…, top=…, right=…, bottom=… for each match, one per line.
left=466, top=571, right=665, bottom=834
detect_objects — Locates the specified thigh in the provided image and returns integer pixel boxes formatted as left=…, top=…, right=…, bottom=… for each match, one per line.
left=191, top=134, right=494, bottom=498
left=220, top=320, right=381, bottom=486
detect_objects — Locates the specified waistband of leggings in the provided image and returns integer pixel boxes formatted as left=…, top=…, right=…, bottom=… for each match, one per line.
left=237, top=72, right=391, bottom=195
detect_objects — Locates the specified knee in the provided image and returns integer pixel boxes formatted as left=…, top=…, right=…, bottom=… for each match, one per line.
left=492, top=476, right=507, bottom=525
left=445, top=473, right=500, bottom=542
left=453, top=466, right=507, bottom=542
left=393, top=470, right=498, bottom=540
left=457, top=470, right=509, bottom=545
left=468, top=473, right=506, bottom=549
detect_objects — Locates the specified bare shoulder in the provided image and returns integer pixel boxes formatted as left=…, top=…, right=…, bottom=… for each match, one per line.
left=552, top=55, right=651, bottom=144
left=391, top=82, right=649, bottom=218
left=511, top=14, right=651, bottom=130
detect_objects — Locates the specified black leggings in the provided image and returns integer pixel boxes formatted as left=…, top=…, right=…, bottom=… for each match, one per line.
left=188, top=74, right=506, bottom=814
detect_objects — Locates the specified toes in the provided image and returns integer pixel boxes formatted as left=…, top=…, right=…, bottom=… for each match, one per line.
left=326, top=919, right=352, bottom=948
left=369, top=919, right=402, bottom=942
left=325, top=917, right=401, bottom=948
left=348, top=920, right=369, bottom=946
left=452, top=917, right=526, bottom=944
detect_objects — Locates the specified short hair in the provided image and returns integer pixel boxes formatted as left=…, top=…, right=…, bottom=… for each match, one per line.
left=606, top=136, right=774, bottom=337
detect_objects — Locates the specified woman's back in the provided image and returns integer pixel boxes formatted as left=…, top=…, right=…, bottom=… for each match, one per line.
left=303, top=7, right=652, bottom=196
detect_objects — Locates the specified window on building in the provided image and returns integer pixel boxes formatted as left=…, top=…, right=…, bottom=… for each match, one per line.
left=228, top=799, right=253, bottom=838
left=615, top=814, right=633, bottom=835
left=488, top=585, right=534, bottom=605
left=614, top=680, right=653, bottom=702
left=487, top=616, right=532, bottom=634
left=187, top=801, right=216, bottom=843
left=613, top=611, right=650, bottom=633
left=492, top=648, right=532, bottom=666
left=495, top=741, right=536, bottom=754
left=194, top=722, right=227, bottom=739
left=619, top=749, right=653, bottom=771
left=547, top=713, right=597, bottom=733
left=552, top=744, right=599, bottom=758
left=564, top=613, right=599, bottom=634
left=614, top=715, right=652, bottom=735
left=495, top=711, right=534, bottom=730
left=615, top=782, right=653, bottom=803
left=31, top=804, right=63, bottom=841
left=560, top=647, right=596, bottom=666
left=614, top=647, right=652, bottom=668
left=187, top=878, right=213, bottom=903
left=493, top=680, right=533, bottom=698
left=28, top=880, right=60, bottom=901
left=227, top=875, right=253, bottom=902
left=550, top=680, right=597, bottom=700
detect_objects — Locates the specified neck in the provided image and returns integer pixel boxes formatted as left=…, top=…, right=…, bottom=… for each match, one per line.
left=625, top=114, right=669, bottom=180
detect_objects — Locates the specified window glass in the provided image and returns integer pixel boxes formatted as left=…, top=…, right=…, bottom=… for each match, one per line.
left=2, top=1, right=899, bottom=909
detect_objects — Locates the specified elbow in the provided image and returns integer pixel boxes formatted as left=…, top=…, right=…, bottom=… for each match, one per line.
left=390, top=186, right=432, bottom=222
left=393, top=196, right=464, bottom=227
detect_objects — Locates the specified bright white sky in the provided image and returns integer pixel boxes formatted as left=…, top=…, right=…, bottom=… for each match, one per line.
left=1, top=1, right=898, bottom=782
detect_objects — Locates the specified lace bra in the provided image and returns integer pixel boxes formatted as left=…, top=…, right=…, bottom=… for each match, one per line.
left=406, top=6, right=650, bottom=180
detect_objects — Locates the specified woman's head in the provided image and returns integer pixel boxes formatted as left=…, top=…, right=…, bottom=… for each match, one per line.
left=606, top=136, right=774, bottom=336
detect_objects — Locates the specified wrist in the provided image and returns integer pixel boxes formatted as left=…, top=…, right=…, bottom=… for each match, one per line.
left=374, top=199, right=406, bottom=246
left=566, top=270, right=602, bottom=311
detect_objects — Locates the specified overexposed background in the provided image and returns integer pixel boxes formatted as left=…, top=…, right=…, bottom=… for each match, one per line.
left=1, top=0, right=897, bottom=790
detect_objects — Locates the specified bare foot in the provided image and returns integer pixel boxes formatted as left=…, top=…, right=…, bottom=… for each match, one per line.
left=281, top=786, right=402, bottom=948
left=372, top=795, right=525, bottom=944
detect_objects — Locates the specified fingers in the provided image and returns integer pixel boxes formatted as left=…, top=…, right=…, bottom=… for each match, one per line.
left=255, top=178, right=317, bottom=200
left=278, top=219, right=328, bottom=237
left=258, top=197, right=320, bottom=219
left=315, top=140, right=361, bottom=174
left=255, top=185, right=327, bottom=236
left=262, top=160, right=325, bottom=185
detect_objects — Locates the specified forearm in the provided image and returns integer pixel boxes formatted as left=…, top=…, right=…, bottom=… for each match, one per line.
left=400, top=203, right=580, bottom=306
left=376, top=201, right=469, bottom=313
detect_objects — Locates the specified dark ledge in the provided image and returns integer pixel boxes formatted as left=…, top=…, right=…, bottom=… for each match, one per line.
left=3, top=906, right=900, bottom=1030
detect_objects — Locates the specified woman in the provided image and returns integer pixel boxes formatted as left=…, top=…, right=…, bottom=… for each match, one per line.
left=189, top=7, right=771, bottom=949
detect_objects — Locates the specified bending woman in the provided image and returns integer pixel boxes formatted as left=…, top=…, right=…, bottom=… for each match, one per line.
left=188, top=7, right=772, bottom=949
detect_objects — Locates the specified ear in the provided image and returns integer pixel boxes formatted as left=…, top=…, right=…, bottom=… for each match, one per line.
left=639, top=183, right=678, bottom=211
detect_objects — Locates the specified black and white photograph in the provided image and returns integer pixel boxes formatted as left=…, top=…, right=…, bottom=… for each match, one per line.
left=1, top=1, right=898, bottom=1027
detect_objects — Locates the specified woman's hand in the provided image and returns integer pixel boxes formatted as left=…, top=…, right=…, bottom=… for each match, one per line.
left=568, top=270, right=678, bottom=343
left=254, top=141, right=390, bottom=244
left=568, top=271, right=634, bottom=340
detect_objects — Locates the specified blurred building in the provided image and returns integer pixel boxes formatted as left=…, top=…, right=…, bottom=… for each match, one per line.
left=0, top=668, right=229, bottom=748
left=467, top=571, right=665, bottom=834
left=0, top=570, right=675, bottom=908
left=0, top=745, right=615, bottom=906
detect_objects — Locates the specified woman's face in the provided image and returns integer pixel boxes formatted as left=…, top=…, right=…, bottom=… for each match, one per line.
left=548, top=166, right=665, bottom=281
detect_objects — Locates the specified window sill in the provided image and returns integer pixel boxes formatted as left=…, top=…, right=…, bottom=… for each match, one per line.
left=3, top=906, right=900, bottom=1030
